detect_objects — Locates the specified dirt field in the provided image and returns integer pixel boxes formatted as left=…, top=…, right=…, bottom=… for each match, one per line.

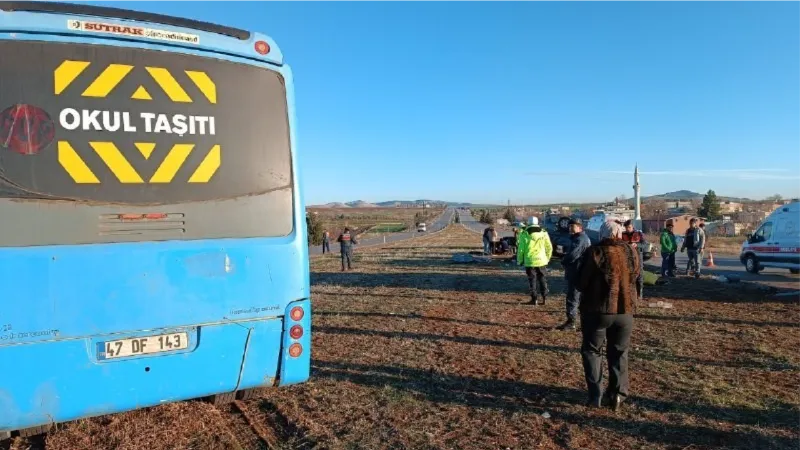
left=6, top=225, right=799, bottom=450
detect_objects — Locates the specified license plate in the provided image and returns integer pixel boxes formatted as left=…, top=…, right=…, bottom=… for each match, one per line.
left=102, top=332, right=189, bottom=359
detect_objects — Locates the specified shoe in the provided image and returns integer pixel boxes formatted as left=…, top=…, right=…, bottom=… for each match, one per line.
left=524, top=295, right=538, bottom=305
left=610, top=394, right=624, bottom=411
left=585, top=396, right=602, bottom=408
left=556, top=319, right=576, bottom=330
left=538, top=296, right=547, bottom=305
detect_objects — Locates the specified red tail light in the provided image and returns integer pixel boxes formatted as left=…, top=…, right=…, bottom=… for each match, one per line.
left=288, top=343, right=302, bottom=358
left=290, top=306, right=304, bottom=321
left=289, top=325, right=303, bottom=339
left=254, top=40, right=270, bottom=55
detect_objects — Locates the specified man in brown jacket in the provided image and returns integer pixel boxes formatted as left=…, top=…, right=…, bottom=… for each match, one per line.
left=577, top=220, right=640, bottom=411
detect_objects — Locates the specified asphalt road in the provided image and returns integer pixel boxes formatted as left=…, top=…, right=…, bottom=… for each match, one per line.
left=458, top=209, right=514, bottom=237
left=308, top=208, right=456, bottom=256
left=653, top=251, right=799, bottom=285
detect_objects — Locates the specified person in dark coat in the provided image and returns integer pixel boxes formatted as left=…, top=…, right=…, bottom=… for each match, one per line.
left=557, top=218, right=591, bottom=331
left=577, top=220, right=640, bottom=411
left=337, top=227, right=359, bottom=271
left=322, top=230, right=331, bottom=254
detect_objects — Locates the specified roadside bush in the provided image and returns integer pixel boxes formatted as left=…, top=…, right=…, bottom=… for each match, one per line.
left=307, top=214, right=325, bottom=245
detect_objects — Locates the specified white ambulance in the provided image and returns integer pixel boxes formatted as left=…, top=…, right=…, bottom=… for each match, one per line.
left=739, top=201, right=800, bottom=274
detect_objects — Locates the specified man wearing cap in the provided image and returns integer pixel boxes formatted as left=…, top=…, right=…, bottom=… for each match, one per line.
left=517, top=217, right=553, bottom=305
left=557, top=218, right=591, bottom=330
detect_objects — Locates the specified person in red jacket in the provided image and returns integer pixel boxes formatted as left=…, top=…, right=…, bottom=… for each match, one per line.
left=621, top=220, right=646, bottom=301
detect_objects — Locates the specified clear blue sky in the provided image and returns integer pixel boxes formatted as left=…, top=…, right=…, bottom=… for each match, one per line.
left=94, top=1, right=799, bottom=205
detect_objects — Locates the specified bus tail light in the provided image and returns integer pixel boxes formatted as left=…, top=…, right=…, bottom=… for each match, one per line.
left=290, top=306, right=304, bottom=321
left=289, top=325, right=303, bottom=339
left=288, top=343, right=302, bottom=358
left=254, top=40, right=270, bottom=55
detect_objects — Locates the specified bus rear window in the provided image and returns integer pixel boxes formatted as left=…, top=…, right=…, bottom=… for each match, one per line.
left=0, top=40, right=292, bottom=204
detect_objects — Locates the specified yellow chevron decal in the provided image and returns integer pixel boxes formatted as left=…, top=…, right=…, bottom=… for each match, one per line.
left=58, top=141, right=100, bottom=183
left=54, top=60, right=216, bottom=104
left=185, top=70, right=217, bottom=104
left=82, top=64, right=134, bottom=98
left=146, top=67, right=192, bottom=103
left=57, top=142, right=219, bottom=184
left=150, top=144, right=195, bottom=183
left=131, top=86, right=152, bottom=100
left=134, top=142, right=156, bottom=159
left=54, top=60, right=90, bottom=95
left=90, top=142, right=144, bottom=183
left=188, top=145, right=221, bottom=183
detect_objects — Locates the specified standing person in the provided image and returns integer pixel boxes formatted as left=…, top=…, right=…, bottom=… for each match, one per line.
left=659, top=222, right=677, bottom=278
left=557, top=218, right=591, bottom=330
left=577, top=221, right=640, bottom=410
left=517, top=217, right=553, bottom=305
left=483, top=226, right=494, bottom=255
left=622, top=220, right=646, bottom=301
left=681, top=218, right=701, bottom=278
left=337, top=227, right=358, bottom=271
left=322, top=230, right=331, bottom=254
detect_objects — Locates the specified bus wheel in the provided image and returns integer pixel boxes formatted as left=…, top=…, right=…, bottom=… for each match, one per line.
left=745, top=255, right=761, bottom=274
left=208, top=392, right=236, bottom=406
left=18, top=424, right=52, bottom=438
left=790, top=269, right=799, bottom=275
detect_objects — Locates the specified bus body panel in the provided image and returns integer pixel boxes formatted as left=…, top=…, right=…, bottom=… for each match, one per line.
left=0, top=321, right=274, bottom=432
left=0, top=237, right=308, bottom=345
left=0, top=4, right=311, bottom=433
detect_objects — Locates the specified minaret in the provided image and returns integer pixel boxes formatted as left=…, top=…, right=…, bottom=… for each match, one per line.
left=633, top=164, right=642, bottom=226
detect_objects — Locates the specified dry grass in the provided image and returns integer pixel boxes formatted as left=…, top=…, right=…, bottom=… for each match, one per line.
left=5, top=225, right=799, bottom=450
left=308, top=207, right=444, bottom=238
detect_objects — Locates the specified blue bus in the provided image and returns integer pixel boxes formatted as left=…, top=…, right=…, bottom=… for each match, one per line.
left=0, top=1, right=310, bottom=438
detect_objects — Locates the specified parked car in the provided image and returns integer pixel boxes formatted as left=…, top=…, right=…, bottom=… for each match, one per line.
left=417, top=223, right=427, bottom=232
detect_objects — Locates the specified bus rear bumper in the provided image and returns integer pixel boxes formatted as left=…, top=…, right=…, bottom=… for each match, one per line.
left=0, top=305, right=310, bottom=433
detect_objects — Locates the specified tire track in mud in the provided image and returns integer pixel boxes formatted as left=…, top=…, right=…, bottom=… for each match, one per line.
left=216, top=397, right=317, bottom=450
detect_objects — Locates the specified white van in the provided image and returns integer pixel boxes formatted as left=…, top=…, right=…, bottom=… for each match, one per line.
left=417, top=223, right=427, bottom=232
left=739, top=201, right=800, bottom=274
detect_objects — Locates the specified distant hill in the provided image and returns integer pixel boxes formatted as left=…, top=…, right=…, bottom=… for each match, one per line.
left=643, top=190, right=751, bottom=202
left=346, top=200, right=379, bottom=208
left=313, top=202, right=350, bottom=208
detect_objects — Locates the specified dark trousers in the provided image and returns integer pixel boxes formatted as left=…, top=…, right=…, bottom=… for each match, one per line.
left=686, top=249, right=700, bottom=275
left=341, top=249, right=353, bottom=270
left=635, top=254, right=643, bottom=298
left=322, top=241, right=330, bottom=254
left=581, top=313, right=633, bottom=400
left=525, top=266, right=548, bottom=299
left=565, top=272, right=581, bottom=319
left=661, top=252, right=675, bottom=277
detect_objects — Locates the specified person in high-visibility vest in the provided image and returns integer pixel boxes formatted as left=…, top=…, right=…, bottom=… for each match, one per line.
left=516, top=217, right=553, bottom=305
